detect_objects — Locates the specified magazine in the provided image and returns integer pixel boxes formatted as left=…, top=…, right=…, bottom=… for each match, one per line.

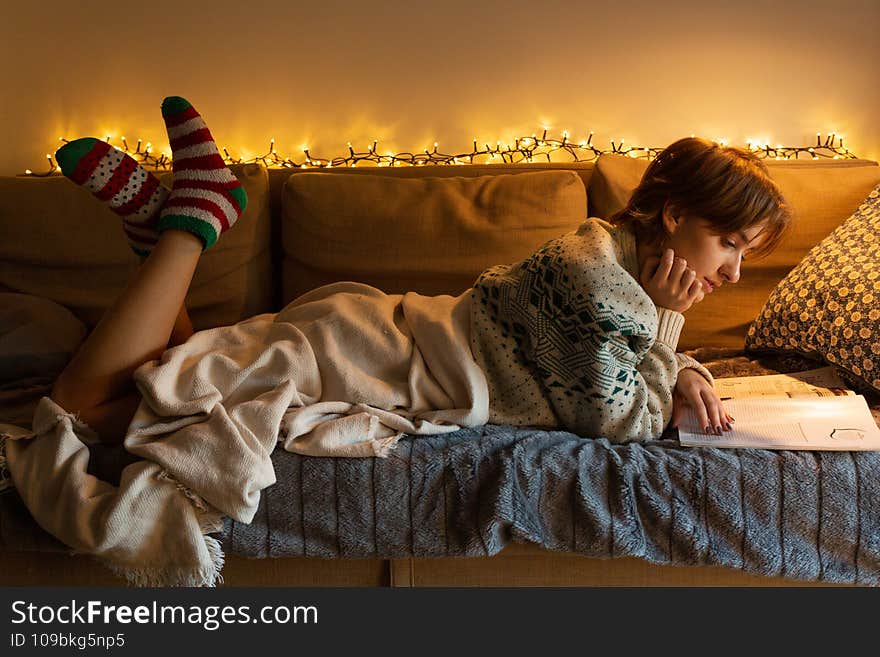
left=678, top=366, right=880, bottom=451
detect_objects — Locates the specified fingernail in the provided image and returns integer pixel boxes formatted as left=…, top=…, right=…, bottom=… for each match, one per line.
left=729, top=417, right=736, bottom=423
left=704, top=425, right=712, bottom=433
left=715, top=425, right=722, bottom=435
left=725, top=422, right=732, bottom=431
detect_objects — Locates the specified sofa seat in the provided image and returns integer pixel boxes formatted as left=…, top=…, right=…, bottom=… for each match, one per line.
left=2, top=347, right=878, bottom=586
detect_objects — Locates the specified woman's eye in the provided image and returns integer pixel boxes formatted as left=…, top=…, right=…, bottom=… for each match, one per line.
left=724, top=239, right=747, bottom=261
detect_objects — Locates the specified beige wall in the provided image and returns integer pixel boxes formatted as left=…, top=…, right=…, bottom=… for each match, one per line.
left=2, top=0, right=878, bottom=176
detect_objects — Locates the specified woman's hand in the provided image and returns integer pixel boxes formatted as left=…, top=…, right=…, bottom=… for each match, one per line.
left=640, top=248, right=705, bottom=313
left=670, top=368, right=734, bottom=435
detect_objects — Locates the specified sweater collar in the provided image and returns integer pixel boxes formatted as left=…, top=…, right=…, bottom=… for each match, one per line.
left=595, top=218, right=640, bottom=279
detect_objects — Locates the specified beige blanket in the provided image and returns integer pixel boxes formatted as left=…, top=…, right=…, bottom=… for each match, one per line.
left=4, top=283, right=489, bottom=585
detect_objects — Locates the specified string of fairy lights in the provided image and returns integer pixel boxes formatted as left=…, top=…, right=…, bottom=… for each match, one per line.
left=22, top=129, right=856, bottom=177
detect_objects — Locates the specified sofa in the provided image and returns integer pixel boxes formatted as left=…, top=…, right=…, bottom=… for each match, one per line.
left=1, top=153, right=879, bottom=586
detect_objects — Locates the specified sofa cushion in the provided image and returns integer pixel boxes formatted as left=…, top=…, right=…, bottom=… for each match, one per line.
left=745, top=183, right=880, bottom=393
left=0, top=163, right=273, bottom=331
left=281, top=170, right=587, bottom=302
left=0, top=293, right=86, bottom=384
left=587, top=154, right=880, bottom=350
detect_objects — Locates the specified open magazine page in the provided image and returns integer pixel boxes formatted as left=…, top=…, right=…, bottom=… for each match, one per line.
left=679, top=366, right=880, bottom=451
left=713, top=365, right=854, bottom=400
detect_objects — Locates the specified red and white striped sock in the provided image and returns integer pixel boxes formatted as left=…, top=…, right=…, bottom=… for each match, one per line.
left=157, top=97, right=247, bottom=250
left=55, top=138, right=168, bottom=257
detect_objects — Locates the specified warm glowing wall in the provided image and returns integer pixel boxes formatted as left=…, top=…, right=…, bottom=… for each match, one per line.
left=2, top=0, right=878, bottom=175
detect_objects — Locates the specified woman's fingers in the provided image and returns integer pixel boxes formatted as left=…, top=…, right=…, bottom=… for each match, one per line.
left=699, top=388, right=731, bottom=435
left=683, top=385, right=724, bottom=436
left=676, top=383, right=710, bottom=434
left=653, top=248, right=675, bottom=283
left=681, top=267, right=697, bottom=292
left=641, top=255, right=661, bottom=286
left=670, top=257, right=688, bottom=284
left=673, top=370, right=736, bottom=436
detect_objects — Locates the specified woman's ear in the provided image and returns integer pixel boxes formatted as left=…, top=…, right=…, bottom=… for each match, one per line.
left=661, top=202, right=682, bottom=236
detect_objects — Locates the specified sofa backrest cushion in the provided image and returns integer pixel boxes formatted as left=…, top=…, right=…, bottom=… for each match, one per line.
left=281, top=170, right=588, bottom=302
left=0, top=163, right=273, bottom=331
left=587, top=154, right=880, bottom=350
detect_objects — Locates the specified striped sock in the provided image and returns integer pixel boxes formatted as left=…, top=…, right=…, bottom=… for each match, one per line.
left=55, top=138, right=168, bottom=257
left=158, top=96, right=247, bottom=250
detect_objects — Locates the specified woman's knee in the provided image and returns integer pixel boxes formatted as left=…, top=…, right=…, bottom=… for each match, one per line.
left=50, top=377, right=140, bottom=443
left=74, top=393, right=142, bottom=444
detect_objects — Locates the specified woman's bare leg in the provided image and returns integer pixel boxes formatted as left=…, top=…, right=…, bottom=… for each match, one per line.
left=50, top=96, right=244, bottom=443
left=169, top=302, right=195, bottom=348
left=51, top=229, right=203, bottom=440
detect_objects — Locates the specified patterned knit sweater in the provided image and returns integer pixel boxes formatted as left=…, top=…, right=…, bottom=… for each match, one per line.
left=469, top=217, right=714, bottom=443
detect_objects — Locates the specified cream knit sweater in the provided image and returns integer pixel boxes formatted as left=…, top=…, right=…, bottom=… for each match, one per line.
left=469, top=217, right=713, bottom=443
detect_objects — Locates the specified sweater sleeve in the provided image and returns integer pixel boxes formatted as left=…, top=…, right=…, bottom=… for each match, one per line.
left=535, top=299, right=683, bottom=443
left=675, top=352, right=715, bottom=386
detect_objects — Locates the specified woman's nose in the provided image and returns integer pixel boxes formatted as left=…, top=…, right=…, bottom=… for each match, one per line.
left=721, top=257, right=741, bottom=284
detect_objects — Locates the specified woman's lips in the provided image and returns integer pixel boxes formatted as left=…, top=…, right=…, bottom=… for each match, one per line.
left=703, top=278, right=715, bottom=293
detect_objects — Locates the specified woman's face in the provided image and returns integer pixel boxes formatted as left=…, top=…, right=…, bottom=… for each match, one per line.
left=664, top=210, right=765, bottom=295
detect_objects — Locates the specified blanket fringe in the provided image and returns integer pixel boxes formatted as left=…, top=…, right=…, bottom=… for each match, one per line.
left=102, top=472, right=227, bottom=587
left=102, top=509, right=226, bottom=587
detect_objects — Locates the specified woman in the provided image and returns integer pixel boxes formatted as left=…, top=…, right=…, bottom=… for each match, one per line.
left=49, top=97, right=790, bottom=452
left=470, top=138, right=790, bottom=443
left=4, top=97, right=791, bottom=585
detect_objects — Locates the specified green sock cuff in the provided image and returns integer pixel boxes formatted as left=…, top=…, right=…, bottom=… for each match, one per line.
left=229, top=185, right=248, bottom=212
left=157, top=214, right=217, bottom=251
left=161, top=96, right=192, bottom=118
left=55, top=138, right=99, bottom=177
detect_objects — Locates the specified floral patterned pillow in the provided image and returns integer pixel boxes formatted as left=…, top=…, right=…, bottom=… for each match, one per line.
left=746, top=183, right=880, bottom=394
